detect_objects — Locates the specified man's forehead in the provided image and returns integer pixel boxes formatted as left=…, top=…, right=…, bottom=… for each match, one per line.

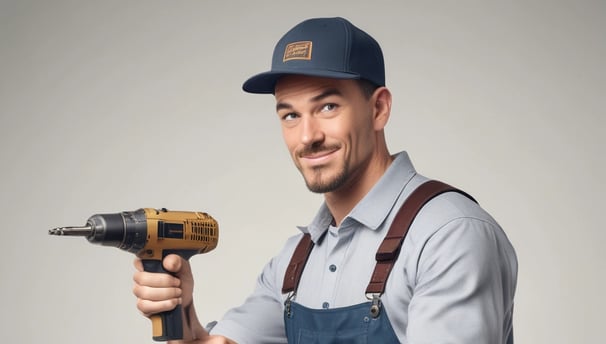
left=274, top=75, right=357, bottom=100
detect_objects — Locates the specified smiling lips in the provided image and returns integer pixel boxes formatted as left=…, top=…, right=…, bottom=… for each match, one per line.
left=299, top=146, right=340, bottom=166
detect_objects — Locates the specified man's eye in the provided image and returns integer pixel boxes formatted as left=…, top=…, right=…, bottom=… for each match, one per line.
left=321, top=103, right=338, bottom=112
left=282, top=113, right=299, bottom=121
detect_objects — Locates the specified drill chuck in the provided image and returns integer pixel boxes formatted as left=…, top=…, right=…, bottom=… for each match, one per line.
left=87, top=210, right=148, bottom=252
left=49, top=209, right=148, bottom=254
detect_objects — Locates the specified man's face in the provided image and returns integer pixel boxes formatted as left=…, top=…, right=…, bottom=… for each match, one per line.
left=274, top=75, right=377, bottom=194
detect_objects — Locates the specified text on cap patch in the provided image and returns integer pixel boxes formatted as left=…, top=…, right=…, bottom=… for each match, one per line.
left=283, top=41, right=313, bottom=62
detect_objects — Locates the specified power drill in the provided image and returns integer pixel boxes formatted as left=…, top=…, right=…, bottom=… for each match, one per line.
left=49, top=208, right=219, bottom=341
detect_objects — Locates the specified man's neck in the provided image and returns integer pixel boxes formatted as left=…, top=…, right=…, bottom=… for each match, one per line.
left=324, top=152, right=394, bottom=227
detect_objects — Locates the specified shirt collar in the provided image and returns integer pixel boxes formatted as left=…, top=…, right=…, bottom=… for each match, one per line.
left=298, top=151, right=417, bottom=243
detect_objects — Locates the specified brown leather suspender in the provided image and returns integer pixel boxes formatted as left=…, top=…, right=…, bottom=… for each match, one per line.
left=282, top=180, right=476, bottom=296
left=365, top=180, right=475, bottom=294
left=282, top=232, right=314, bottom=294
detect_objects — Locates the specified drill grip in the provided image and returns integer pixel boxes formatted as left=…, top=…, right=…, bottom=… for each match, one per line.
left=141, top=259, right=184, bottom=341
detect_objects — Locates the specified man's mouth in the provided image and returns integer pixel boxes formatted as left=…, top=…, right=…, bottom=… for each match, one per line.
left=298, top=146, right=340, bottom=165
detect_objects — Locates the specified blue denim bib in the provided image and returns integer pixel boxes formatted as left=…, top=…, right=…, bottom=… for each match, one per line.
left=284, top=300, right=399, bottom=343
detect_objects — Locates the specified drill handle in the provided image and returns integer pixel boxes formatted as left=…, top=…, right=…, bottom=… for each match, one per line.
left=141, top=259, right=185, bottom=341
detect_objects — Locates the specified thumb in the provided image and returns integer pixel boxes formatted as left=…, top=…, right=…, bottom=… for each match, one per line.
left=162, top=254, right=190, bottom=275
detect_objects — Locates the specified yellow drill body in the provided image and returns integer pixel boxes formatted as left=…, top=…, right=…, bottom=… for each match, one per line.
left=137, top=208, right=218, bottom=260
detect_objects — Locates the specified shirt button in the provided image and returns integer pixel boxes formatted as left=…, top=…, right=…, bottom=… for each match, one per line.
left=329, top=264, right=337, bottom=272
left=322, top=302, right=330, bottom=309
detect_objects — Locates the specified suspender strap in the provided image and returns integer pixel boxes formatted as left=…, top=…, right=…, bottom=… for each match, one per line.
left=365, top=180, right=476, bottom=294
left=282, top=233, right=314, bottom=294
left=282, top=180, right=476, bottom=296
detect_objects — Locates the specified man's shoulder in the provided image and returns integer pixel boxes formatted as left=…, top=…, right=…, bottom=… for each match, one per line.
left=403, top=180, right=502, bottom=243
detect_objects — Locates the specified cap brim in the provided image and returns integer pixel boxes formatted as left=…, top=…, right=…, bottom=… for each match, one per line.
left=242, top=69, right=360, bottom=94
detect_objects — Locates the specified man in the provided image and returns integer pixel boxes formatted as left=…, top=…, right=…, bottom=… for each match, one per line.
left=133, top=17, right=518, bottom=343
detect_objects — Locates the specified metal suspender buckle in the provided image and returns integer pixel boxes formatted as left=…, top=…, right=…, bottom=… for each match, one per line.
left=366, top=293, right=382, bottom=318
left=284, top=292, right=295, bottom=318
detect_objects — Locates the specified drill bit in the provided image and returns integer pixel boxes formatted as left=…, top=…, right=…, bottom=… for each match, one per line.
left=49, top=225, right=94, bottom=236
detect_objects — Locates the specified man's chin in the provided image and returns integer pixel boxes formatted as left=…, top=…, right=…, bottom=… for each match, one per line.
left=302, top=171, right=347, bottom=194
left=304, top=181, right=333, bottom=194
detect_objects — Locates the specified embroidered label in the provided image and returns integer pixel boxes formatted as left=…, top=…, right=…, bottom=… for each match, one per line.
left=283, top=41, right=313, bottom=62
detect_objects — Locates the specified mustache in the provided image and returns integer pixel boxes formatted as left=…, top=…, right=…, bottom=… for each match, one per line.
left=297, top=143, right=341, bottom=157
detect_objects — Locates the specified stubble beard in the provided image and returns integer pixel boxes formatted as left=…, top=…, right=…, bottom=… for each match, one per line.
left=302, top=162, right=349, bottom=194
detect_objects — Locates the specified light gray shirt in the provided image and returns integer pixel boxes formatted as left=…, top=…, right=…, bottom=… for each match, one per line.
left=211, top=151, right=518, bottom=343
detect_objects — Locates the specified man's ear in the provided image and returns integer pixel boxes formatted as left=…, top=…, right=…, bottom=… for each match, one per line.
left=372, top=87, right=392, bottom=131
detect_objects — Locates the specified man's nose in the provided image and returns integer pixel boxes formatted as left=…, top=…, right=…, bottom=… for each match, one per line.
left=300, top=116, right=324, bottom=146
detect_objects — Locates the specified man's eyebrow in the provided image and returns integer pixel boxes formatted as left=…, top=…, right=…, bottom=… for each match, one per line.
left=276, top=88, right=343, bottom=112
left=311, top=88, right=343, bottom=102
left=276, top=102, right=293, bottom=112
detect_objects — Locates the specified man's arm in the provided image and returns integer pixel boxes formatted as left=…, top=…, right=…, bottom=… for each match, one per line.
left=407, top=217, right=517, bottom=343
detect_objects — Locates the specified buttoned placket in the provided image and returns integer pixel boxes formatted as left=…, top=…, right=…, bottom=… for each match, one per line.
left=317, top=222, right=356, bottom=309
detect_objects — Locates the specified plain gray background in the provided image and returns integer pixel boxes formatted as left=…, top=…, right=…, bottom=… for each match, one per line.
left=1, top=0, right=603, bottom=343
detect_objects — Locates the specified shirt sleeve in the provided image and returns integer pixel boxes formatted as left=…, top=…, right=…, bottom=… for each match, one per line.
left=406, top=217, right=517, bottom=344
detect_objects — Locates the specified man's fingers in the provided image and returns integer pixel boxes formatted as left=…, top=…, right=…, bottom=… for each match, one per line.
left=136, top=297, right=181, bottom=318
left=133, top=284, right=182, bottom=301
left=133, top=282, right=183, bottom=317
left=133, top=269, right=181, bottom=288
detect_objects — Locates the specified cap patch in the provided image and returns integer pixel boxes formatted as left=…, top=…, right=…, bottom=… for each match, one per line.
left=283, top=41, right=313, bottom=62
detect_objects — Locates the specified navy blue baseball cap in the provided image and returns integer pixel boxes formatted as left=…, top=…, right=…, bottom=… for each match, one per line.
left=242, top=17, right=385, bottom=94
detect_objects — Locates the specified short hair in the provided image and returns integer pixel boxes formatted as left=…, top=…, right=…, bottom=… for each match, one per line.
left=357, top=79, right=380, bottom=99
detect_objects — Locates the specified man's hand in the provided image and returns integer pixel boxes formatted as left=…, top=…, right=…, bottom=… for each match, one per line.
left=132, top=255, right=236, bottom=343
left=133, top=254, right=193, bottom=318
